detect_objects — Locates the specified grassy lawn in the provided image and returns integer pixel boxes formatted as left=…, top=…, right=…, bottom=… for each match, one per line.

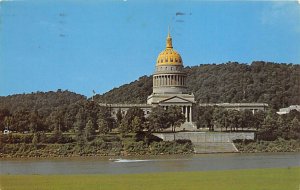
left=0, top=167, right=299, bottom=190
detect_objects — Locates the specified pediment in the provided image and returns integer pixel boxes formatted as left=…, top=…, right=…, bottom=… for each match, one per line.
left=159, top=96, right=192, bottom=104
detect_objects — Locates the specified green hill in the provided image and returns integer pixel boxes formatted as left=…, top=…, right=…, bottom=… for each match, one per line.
left=94, top=61, right=300, bottom=109
left=0, top=90, right=86, bottom=114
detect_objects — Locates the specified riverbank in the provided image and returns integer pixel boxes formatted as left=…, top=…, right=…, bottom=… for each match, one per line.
left=2, top=132, right=300, bottom=158
left=0, top=140, right=194, bottom=158
left=234, top=138, right=300, bottom=153
left=1, top=167, right=299, bottom=190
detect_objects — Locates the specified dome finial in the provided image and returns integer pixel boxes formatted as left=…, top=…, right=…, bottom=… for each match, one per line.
left=166, top=26, right=172, bottom=49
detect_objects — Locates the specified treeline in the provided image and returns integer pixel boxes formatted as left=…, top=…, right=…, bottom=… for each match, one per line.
left=94, top=61, right=300, bottom=109
left=0, top=89, right=85, bottom=114
left=1, top=105, right=192, bottom=157
left=0, top=90, right=86, bottom=132
left=0, top=91, right=184, bottom=135
left=194, top=105, right=300, bottom=141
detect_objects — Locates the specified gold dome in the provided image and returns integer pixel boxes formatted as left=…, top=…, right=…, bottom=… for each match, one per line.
left=156, top=30, right=183, bottom=66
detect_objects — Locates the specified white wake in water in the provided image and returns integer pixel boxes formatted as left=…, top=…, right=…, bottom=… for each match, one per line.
left=110, top=159, right=151, bottom=163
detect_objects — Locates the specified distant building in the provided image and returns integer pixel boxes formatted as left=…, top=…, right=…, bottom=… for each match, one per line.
left=277, top=105, right=300, bottom=115
left=99, top=103, right=152, bottom=118
left=199, top=103, right=268, bottom=114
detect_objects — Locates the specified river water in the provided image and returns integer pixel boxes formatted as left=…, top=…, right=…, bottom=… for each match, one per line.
left=1, top=152, right=299, bottom=175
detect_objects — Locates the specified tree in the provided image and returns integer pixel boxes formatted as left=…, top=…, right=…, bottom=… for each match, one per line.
left=147, top=106, right=170, bottom=132
left=276, top=116, right=285, bottom=138
left=29, top=111, right=41, bottom=132
left=204, top=110, right=212, bottom=130
left=167, top=106, right=185, bottom=132
left=85, top=120, right=95, bottom=141
left=253, top=110, right=266, bottom=131
left=240, top=110, right=254, bottom=131
left=0, top=109, right=11, bottom=131
left=212, top=108, right=227, bottom=131
left=32, top=133, right=38, bottom=149
left=116, top=109, right=123, bottom=126
left=11, top=109, right=31, bottom=132
left=226, top=110, right=241, bottom=132
left=289, top=117, right=300, bottom=139
left=257, top=115, right=278, bottom=141
left=195, top=106, right=215, bottom=131
left=97, top=107, right=115, bottom=134
left=51, top=126, right=64, bottom=143
left=74, top=108, right=86, bottom=146
left=3, top=116, right=12, bottom=130
left=131, top=116, right=143, bottom=132
left=119, top=118, right=130, bottom=134
left=119, top=107, right=145, bottom=133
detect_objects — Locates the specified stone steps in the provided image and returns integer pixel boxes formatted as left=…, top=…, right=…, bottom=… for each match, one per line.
left=193, top=142, right=238, bottom=153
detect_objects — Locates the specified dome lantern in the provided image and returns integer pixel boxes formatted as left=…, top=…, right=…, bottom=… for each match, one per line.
left=156, top=29, right=183, bottom=66
left=166, top=27, right=173, bottom=49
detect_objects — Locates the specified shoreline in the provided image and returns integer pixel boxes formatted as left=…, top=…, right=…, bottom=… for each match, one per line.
left=1, top=151, right=299, bottom=161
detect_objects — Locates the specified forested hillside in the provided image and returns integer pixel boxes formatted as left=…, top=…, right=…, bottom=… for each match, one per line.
left=0, top=90, right=87, bottom=132
left=0, top=90, right=85, bottom=114
left=94, top=61, right=300, bottom=109
left=93, top=76, right=153, bottom=104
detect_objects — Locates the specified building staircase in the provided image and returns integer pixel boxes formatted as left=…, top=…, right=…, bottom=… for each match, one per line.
left=193, top=142, right=238, bottom=153
left=153, top=132, right=254, bottom=154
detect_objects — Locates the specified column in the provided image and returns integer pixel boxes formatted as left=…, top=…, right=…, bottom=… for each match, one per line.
left=158, top=76, right=161, bottom=86
left=189, top=106, right=192, bottom=122
left=179, top=76, right=182, bottom=85
left=185, top=106, right=188, bottom=122
left=166, top=75, right=169, bottom=86
left=165, top=75, right=167, bottom=86
left=159, top=76, right=161, bottom=86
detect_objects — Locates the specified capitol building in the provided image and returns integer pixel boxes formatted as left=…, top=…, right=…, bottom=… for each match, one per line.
left=99, top=31, right=268, bottom=125
left=100, top=30, right=195, bottom=123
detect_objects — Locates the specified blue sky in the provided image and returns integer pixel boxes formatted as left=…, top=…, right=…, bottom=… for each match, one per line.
left=1, top=0, right=300, bottom=97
